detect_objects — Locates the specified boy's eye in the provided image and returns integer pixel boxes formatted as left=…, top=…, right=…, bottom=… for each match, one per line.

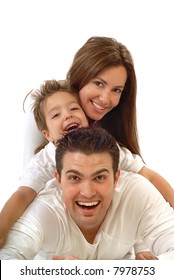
left=71, top=106, right=80, bottom=111
left=52, top=113, right=60, bottom=119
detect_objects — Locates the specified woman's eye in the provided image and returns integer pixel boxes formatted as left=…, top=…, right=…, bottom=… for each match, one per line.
left=94, top=81, right=103, bottom=87
left=113, top=88, right=122, bottom=94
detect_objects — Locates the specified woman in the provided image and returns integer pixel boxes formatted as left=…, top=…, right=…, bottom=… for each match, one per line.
left=67, top=36, right=140, bottom=155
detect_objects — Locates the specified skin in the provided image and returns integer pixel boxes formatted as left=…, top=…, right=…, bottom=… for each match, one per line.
left=136, top=252, right=158, bottom=260
left=55, top=151, right=120, bottom=244
left=79, top=66, right=127, bottom=121
left=42, top=91, right=89, bottom=142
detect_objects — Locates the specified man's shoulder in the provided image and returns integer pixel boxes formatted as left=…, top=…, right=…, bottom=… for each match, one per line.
left=117, top=170, right=149, bottom=188
left=115, top=170, right=165, bottom=206
left=38, top=178, right=61, bottom=197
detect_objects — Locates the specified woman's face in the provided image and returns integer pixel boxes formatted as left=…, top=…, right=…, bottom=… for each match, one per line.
left=79, top=66, right=127, bottom=120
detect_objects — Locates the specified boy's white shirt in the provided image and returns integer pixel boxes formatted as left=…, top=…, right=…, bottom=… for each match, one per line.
left=19, top=141, right=145, bottom=193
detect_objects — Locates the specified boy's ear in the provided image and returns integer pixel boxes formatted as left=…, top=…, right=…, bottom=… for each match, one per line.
left=42, top=129, right=52, bottom=142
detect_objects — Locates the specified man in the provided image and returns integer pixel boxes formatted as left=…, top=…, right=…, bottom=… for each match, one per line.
left=0, top=127, right=174, bottom=259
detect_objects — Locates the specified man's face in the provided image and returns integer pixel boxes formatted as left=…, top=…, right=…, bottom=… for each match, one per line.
left=55, top=151, right=120, bottom=241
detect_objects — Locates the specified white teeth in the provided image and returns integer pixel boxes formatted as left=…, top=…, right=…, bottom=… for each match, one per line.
left=78, top=201, right=98, bottom=207
left=65, top=123, right=78, bottom=132
left=92, top=101, right=105, bottom=110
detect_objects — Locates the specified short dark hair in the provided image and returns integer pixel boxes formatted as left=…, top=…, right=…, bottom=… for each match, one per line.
left=55, top=126, right=120, bottom=176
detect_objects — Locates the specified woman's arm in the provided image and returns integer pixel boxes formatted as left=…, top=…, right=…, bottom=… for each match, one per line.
left=139, top=166, right=174, bottom=208
left=119, top=145, right=174, bottom=208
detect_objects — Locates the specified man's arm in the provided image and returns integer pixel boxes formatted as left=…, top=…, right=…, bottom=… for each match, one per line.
left=134, top=176, right=174, bottom=259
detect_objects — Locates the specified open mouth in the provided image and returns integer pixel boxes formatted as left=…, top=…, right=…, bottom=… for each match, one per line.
left=64, top=123, right=79, bottom=133
left=91, top=101, right=106, bottom=111
left=76, top=201, right=100, bottom=210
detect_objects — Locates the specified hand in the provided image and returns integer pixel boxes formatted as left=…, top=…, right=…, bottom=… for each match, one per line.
left=136, top=251, right=158, bottom=260
left=52, top=255, right=80, bottom=260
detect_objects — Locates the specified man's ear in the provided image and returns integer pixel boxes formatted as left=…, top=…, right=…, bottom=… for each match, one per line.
left=114, top=169, right=120, bottom=189
left=55, top=170, right=62, bottom=189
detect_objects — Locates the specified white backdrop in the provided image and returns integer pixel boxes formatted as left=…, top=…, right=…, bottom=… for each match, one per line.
left=0, top=0, right=173, bottom=208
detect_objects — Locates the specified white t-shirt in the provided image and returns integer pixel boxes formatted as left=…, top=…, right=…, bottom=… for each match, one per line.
left=1, top=171, right=174, bottom=260
left=19, top=142, right=145, bottom=193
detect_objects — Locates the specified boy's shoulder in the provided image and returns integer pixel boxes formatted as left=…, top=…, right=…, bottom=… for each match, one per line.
left=32, top=142, right=55, bottom=163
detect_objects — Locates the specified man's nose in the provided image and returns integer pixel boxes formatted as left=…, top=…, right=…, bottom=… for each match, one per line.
left=80, top=182, right=96, bottom=198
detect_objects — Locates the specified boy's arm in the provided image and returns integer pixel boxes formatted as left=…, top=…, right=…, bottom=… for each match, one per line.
left=0, top=186, right=37, bottom=247
left=139, top=167, right=174, bottom=208
left=0, top=183, right=59, bottom=260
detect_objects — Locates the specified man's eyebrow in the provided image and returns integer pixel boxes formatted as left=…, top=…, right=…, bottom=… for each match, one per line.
left=92, top=169, right=110, bottom=176
left=65, top=168, right=110, bottom=176
left=65, top=170, right=83, bottom=176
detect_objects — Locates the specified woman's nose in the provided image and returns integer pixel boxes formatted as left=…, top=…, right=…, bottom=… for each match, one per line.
left=99, top=90, right=110, bottom=106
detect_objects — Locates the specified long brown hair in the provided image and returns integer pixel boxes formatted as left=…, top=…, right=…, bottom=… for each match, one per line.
left=66, top=36, right=141, bottom=157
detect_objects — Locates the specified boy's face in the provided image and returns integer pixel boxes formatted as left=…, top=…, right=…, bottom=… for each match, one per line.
left=42, top=91, right=89, bottom=142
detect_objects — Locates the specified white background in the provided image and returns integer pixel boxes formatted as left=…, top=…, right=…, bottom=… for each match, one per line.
left=0, top=0, right=174, bottom=208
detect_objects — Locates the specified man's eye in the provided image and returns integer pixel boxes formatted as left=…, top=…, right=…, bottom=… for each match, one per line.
left=95, top=175, right=106, bottom=181
left=68, top=175, right=80, bottom=181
